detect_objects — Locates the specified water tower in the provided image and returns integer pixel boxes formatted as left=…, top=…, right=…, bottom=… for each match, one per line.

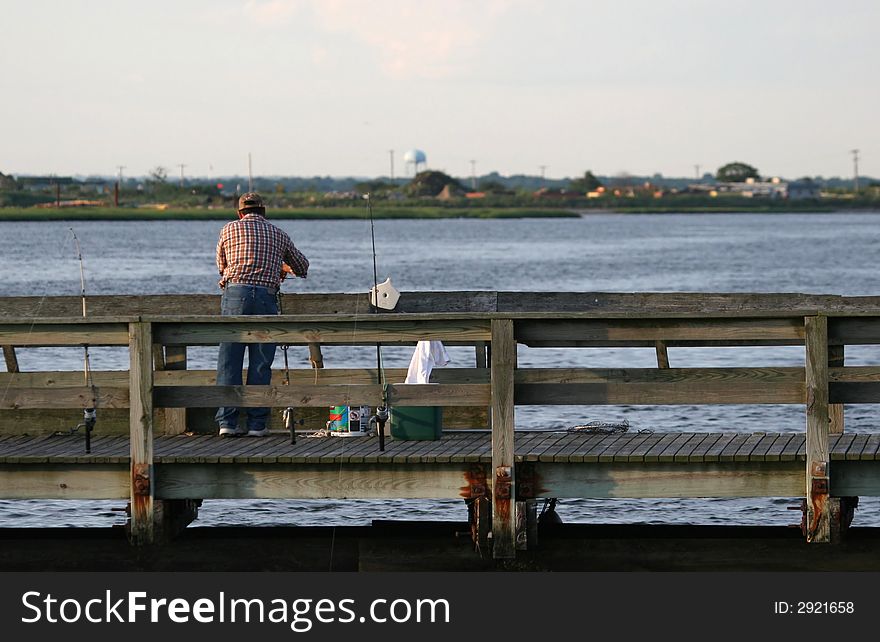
left=403, top=149, right=427, bottom=176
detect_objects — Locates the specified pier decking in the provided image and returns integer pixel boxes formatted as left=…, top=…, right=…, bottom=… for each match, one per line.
left=3, top=291, right=880, bottom=560
left=2, top=431, right=879, bottom=501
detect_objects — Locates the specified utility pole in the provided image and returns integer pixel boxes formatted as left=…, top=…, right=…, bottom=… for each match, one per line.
left=694, top=164, right=701, bottom=180
left=470, top=159, right=477, bottom=190
left=851, top=149, right=860, bottom=193
left=389, top=149, right=395, bottom=181
left=115, top=165, right=125, bottom=207
left=248, top=152, right=253, bottom=192
left=177, top=163, right=186, bottom=188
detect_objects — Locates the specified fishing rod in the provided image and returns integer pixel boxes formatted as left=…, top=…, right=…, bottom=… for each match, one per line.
left=70, top=228, right=97, bottom=453
left=366, top=194, right=388, bottom=451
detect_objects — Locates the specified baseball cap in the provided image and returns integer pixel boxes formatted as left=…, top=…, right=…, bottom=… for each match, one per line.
left=238, top=192, right=264, bottom=211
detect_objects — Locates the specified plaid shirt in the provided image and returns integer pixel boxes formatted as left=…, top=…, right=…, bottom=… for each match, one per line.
left=216, top=213, right=309, bottom=289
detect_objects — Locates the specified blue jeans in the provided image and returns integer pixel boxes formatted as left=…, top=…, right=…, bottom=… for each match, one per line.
left=215, top=284, right=278, bottom=430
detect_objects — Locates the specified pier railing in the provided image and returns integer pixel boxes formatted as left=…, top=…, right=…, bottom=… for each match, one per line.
left=3, top=292, right=880, bottom=556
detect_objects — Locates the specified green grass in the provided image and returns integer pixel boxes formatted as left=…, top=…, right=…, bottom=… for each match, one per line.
left=610, top=205, right=838, bottom=214
left=0, top=206, right=580, bottom=221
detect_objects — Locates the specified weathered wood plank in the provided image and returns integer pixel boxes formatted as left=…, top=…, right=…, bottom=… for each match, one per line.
left=610, top=431, right=656, bottom=462
left=154, top=383, right=490, bottom=408
left=513, top=431, right=556, bottom=462
left=491, top=318, right=516, bottom=559
left=497, top=291, right=846, bottom=316
left=0, top=434, right=57, bottom=461
left=779, top=435, right=804, bottom=461
left=0, top=465, right=129, bottom=499
left=153, top=320, right=491, bottom=346
left=0, top=387, right=129, bottom=410
left=828, top=345, right=844, bottom=434
left=643, top=433, right=686, bottom=463
left=844, top=433, right=870, bottom=462
left=515, top=381, right=803, bottom=405
left=154, top=367, right=490, bottom=385
left=833, top=461, right=880, bottom=496
left=0, top=323, right=130, bottom=346
left=654, top=341, right=670, bottom=368
left=129, top=321, right=154, bottom=546
left=537, top=432, right=592, bottom=462
left=515, top=318, right=805, bottom=345
left=671, top=433, right=711, bottom=463
left=830, top=434, right=856, bottom=461
left=153, top=463, right=473, bottom=499
left=435, top=432, right=485, bottom=463
left=805, top=315, right=830, bottom=543
left=161, top=346, right=188, bottom=435
left=5, top=291, right=876, bottom=320
left=658, top=433, right=701, bottom=463
left=625, top=433, right=666, bottom=462
left=733, top=433, right=769, bottom=462
left=582, top=434, right=630, bottom=463
left=859, top=434, right=880, bottom=461
left=757, top=434, right=788, bottom=462
left=686, top=433, right=724, bottom=463
left=763, top=433, right=796, bottom=462
left=598, top=432, right=644, bottom=463
left=0, top=371, right=131, bottom=387
left=515, top=367, right=805, bottom=405
left=719, top=434, right=751, bottom=463
left=829, top=317, right=880, bottom=345
left=2, top=345, right=19, bottom=373
left=533, top=461, right=805, bottom=498
left=704, top=434, right=737, bottom=463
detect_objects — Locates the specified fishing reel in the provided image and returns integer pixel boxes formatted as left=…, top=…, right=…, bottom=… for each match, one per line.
left=369, top=405, right=390, bottom=451
left=82, top=407, right=97, bottom=454
left=282, top=407, right=303, bottom=444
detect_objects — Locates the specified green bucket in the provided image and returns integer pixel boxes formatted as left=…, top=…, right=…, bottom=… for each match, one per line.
left=390, top=406, right=442, bottom=440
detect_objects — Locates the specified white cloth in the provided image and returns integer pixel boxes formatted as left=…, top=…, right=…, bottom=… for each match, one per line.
left=404, top=340, right=451, bottom=384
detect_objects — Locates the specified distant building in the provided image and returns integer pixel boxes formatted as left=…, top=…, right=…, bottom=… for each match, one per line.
left=0, top=172, right=16, bottom=190
left=697, top=177, right=819, bottom=200
left=18, top=176, right=75, bottom=191
left=786, top=179, right=821, bottom=200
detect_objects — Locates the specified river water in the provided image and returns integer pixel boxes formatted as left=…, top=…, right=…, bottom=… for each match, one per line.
left=1, top=211, right=879, bottom=528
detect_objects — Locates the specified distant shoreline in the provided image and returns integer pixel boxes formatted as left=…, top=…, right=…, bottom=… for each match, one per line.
left=0, top=206, right=579, bottom=221
left=0, top=205, right=876, bottom=221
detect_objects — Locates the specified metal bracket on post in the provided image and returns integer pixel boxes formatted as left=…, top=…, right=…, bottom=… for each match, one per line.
left=133, top=463, right=151, bottom=497
left=464, top=465, right=490, bottom=556
left=807, top=460, right=829, bottom=542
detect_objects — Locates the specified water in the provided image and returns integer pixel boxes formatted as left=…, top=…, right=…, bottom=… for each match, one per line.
left=2, top=211, right=879, bottom=528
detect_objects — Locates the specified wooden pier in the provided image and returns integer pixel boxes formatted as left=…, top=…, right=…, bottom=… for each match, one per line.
left=3, top=291, right=880, bottom=561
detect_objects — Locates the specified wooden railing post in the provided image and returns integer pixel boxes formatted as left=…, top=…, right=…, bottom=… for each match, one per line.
left=2, top=345, right=19, bottom=373
left=829, top=344, right=844, bottom=435
left=805, top=315, right=831, bottom=543
left=163, top=346, right=187, bottom=435
left=490, top=318, right=516, bottom=559
left=129, top=320, right=154, bottom=545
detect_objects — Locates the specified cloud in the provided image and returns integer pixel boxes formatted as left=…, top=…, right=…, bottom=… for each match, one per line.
left=240, top=0, right=525, bottom=79
left=242, top=0, right=302, bottom=26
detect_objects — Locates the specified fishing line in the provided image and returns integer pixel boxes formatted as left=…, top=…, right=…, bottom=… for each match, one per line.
left=70, top=228, right=98, bottom=453
left=366, top=194, right=389, bottom=451
left=0, top=228, right=86, bottom=415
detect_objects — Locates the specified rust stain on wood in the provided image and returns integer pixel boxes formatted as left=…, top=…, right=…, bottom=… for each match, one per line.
left=494, top=465, right=512, bottom=521
left=133, top=463, right=151, bottom=496
left=460, top=465, right=487, bottom=499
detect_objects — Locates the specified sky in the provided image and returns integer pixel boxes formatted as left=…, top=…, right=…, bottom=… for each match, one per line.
left=1, top=0, right=877, bottom=180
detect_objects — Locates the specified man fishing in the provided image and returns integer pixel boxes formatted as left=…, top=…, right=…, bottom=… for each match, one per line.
left=214, top=192, right=309, bottom=437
